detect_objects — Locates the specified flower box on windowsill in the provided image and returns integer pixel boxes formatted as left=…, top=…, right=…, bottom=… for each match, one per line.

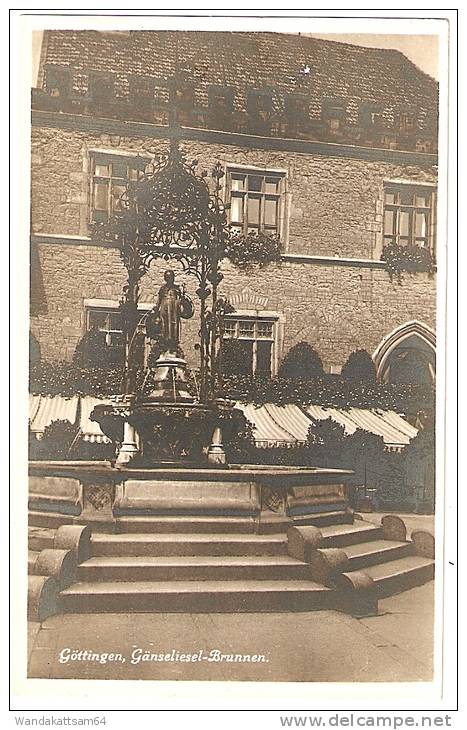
left=381, top=243, right=436, bottom=282
left=224, top=231, right=282, bottom=269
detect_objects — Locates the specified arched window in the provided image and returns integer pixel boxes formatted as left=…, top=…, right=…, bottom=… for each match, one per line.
left=373, top=321, right=435, bottom=386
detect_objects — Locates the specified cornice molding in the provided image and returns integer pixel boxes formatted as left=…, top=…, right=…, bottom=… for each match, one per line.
left=31, top=234, right=388, bottom=270
left=31, top=110, right=438, bottom=167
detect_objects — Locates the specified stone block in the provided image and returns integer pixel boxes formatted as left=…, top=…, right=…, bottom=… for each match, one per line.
left=34, top=548, right=78, bottom=589
left=29, top=476, right=82, bottom=515
left=54, top=524, right=91, bottom=563
left=308, top=547, right=349, bottom=586
left=335, top=570, right=378, bottom=617
left=411, top=530, right=435, bottom=558
left=28, top=575, right=59, bottom=622
left=382, top=514, right=407, bottom=542
left=116, top=479, right=261, bottom=516
left=287, top=525, right=323, bottom=562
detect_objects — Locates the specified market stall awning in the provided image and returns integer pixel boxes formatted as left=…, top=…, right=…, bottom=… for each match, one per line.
left=29, top=395, right=79, bottom=436
left=261, top=403, right=313, bottom=442
left=304, top=405, right=417, bottom=449
left=374, top=408, right=419, bottom=439
left=235, top=403, right=307, bottom=447
left=28, top=396, right=417, bottom=451
left=28, top=394, right=42, bottom=425
left=236, top=402, right=417, bottom=450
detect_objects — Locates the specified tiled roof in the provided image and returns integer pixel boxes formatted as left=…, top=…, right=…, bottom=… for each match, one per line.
left=36, top=30, right=438, bottom=149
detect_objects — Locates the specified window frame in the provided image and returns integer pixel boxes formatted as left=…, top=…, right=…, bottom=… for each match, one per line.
left=89, top=152, right=147, bottom=223
left=225, top=165, right=286, bottom=237
left=382, top=182, right=437, bottom=254
left=86, top=307, right=125, bottom=347
left=222, top=314, right=277, bottom=377
left=84, top=301, right=151, bottom=349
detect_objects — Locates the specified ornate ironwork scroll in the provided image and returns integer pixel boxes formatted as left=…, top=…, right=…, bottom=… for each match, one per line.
left=90, top=138, right=231, bottom=403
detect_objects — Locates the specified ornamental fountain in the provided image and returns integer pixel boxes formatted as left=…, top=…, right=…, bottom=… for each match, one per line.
left=88, top=136, right=245, bottom=470
left=27, top=111, right=434, bottom=626
left=29, top=136, right=354, bottom=535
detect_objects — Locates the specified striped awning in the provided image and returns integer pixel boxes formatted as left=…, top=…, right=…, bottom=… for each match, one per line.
left=28, top=395, right=417, bottom=451
left=374, top=408, right=419, bottom=439
left=29, top=395, right=79, bottom=436
left=236, top=403, right=307, bottom=447
left=304, top=405, right=417, bottom=449
left=28, top=394, right=42, bottom=425
left=79, top=396, right=113, bottom=444
left=237, top=402, right=417, bottom=450
left=261, top=403, right=312, bottom=442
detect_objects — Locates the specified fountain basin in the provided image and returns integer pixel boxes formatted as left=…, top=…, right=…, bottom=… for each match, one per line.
left=90, top=398, right=240, bottom=466
left=29, top=461, right=354, bottom=534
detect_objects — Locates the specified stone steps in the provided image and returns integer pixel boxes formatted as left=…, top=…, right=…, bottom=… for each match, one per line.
left=59, top=578, right=333, bottom=613
left=116, top=516, right=258, bottom=534
left=320, top=522, right=384, bottom=547
left=343, top=539, right=414, bottom=570
left=27, top=512, right=433, bottom=616
left=90, top=532, right=288, bottom=558
left=78, top=554, right=312, bottom=582
left=290, top=510, right=351, bottom=527
left=28, top=511, right=73, bottom=529
left=344, top=555, right=435, bottom=597
left=28, top=526, right=56, bottom=552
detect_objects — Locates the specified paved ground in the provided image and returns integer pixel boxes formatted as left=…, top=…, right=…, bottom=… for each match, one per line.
left=27, top=582, right=433, bottom=683
left=355, top=512, right=435, bottom=537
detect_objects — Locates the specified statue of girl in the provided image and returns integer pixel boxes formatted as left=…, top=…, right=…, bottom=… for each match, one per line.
left=146, top=270, right=194, bottom=344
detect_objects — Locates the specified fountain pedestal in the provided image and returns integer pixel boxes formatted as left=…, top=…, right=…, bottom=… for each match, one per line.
left=146, top=350, right=194, bottom=404
left=115, top=422, right=139, bottom=466
left=82, top=343, right=353, bottom=529
left=90, top=348, right=235, bottom=467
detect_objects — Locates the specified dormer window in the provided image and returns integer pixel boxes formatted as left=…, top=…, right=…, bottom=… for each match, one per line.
left=247, top=89, right=273, bottom=134
left=169, top=82, right=195, bottom=124
left=322, top=97, right=347, bottom=131
left=170, top=82, right=194, bottom=110
left=44, top=64, right=72, bottom=99
left=208, top=85, right=234, bottom=130
left=397, top=110, right=418, bottom=134
left=88, top=71, right=115, bottom=104
left=359, top=103, right=384, bottom=130
left=285, top=94, right=310, bottom=134
left=247, top=89, right=273, bottom=121
left=129, top=75, right=155, bottom=114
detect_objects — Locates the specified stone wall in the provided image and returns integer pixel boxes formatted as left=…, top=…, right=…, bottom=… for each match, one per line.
left=30, top=123, right=437, bottom=370
left=30, top=241, right=436, bottom=371
left=31, top=126, right=437, bottom=258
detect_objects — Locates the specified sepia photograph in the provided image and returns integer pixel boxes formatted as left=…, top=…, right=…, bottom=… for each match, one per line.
left=15, top=12, right=453, bottom=701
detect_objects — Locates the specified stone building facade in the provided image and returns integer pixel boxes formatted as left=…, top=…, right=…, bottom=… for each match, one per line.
left=30, top=31, right=438, bottom=381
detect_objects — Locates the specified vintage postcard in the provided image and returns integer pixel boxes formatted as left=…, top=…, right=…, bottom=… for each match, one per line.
left=10, top=8, right=458, bottom=718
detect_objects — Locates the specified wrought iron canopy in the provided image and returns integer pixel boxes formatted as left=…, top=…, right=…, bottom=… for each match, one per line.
left=90, top=139, right=230, bottom=402
left=91, top=139, right=227, bottom=272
